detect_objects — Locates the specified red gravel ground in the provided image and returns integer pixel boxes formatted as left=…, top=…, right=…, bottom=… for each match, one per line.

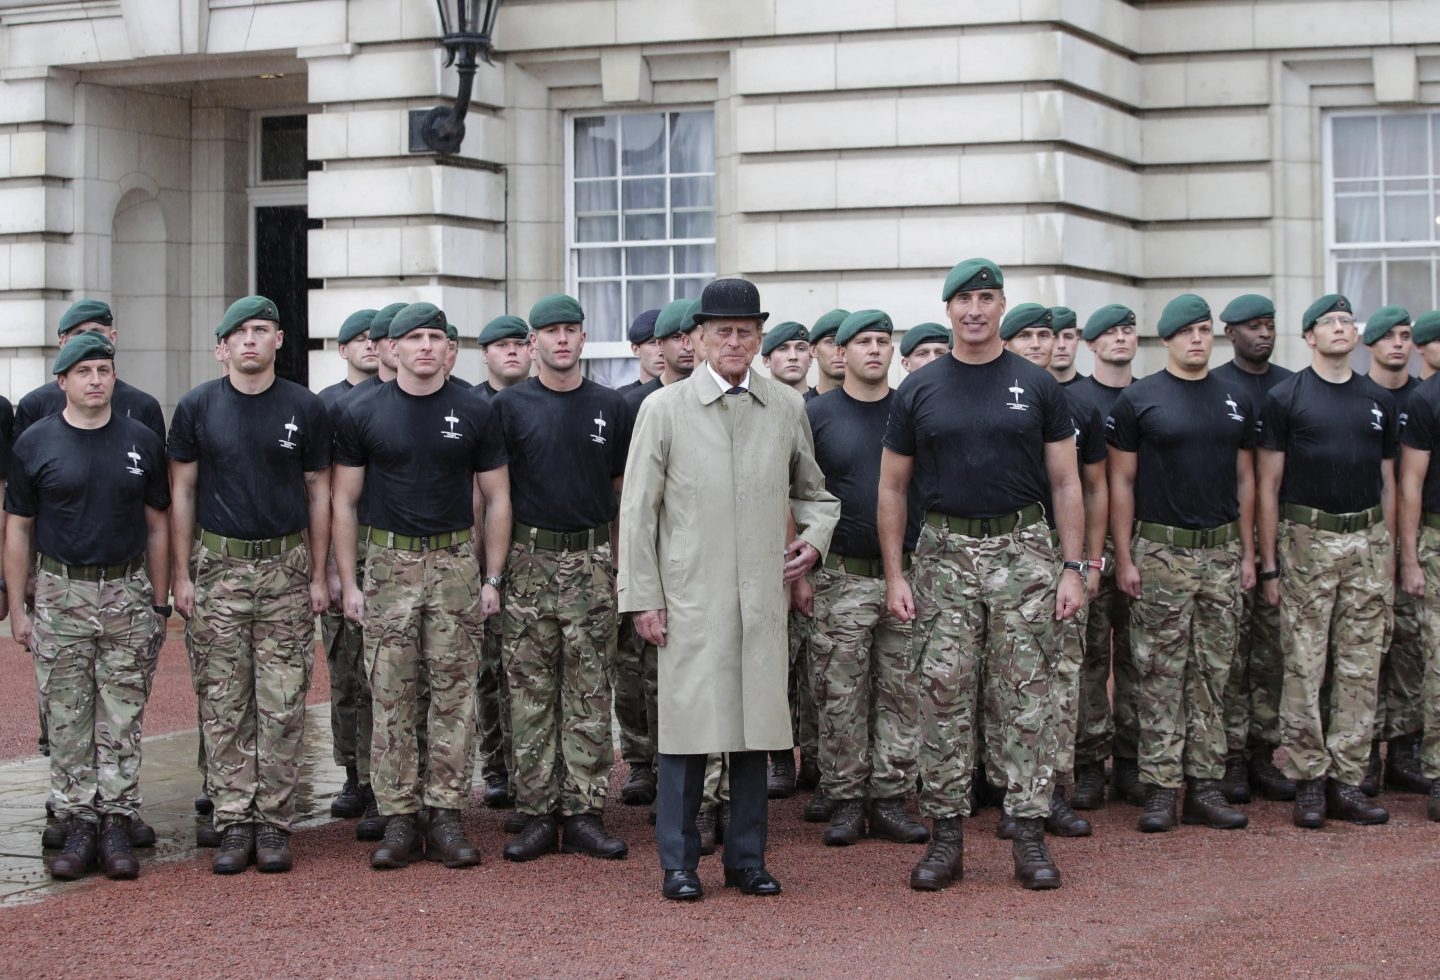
left=4, top=629, right=1438, bottom=976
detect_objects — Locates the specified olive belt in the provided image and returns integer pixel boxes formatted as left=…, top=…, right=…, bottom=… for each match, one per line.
left=1424, top=512, right=1440, bottom=531
left=356, top=523, right=371, bottom=545
left=197, top=529, right=304, bottom=560
left=37, top=554, right=142, bottom=583
left=368, top=527, right=471, bottom=552
left=924, top=502, right=1044, bottom=539
left=512, top=521, right=610, bottom=553
left=1282, top=503, right=1383, bottom=535
left=822, top=553, right=910, bottom=578
left=1135, top=519, right=1240, bottom=550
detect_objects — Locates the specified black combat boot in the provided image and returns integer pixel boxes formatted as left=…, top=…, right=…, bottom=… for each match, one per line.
left=803, top=786, right=835, bottom=822
left=767, top=751, right=797, bottom=798
left=867, top=797, right=929, bottom=843
left=371, top=813, right=423, bottom=869
left=1248, top=751, right=1296, bottom=801
left=1069, top=764, right=1105, bottom=810
left=128, top=815, right=157, bottom=848
left=1359, top=741, right=1383, bottom=797
left=331, top=765, right=365, bottom=818
left=41, top=799, right=66, bottom=849
left=1045, top=788, right=1092, bottom=837
left=1292, top=777, right=1326, bottom=829
left=1012, top=817, right=1061, bottom=890
left=482, top=770, right=515, bottom=808
left=255, top=826, right=294, bottom=873
left=197, top=810, right=222, bottom=848
left=1326, top=779, right=1389, bottom=825
left=49, top=819, right=98, bottom=880
left=502, top=809, right=529, bottom=834
left=1112, top=757, right=1146, bottom=807
left=908, top=817, right=963, bottom=891
left=620, top=765, right=657, bottom=805
left=427, top=808, right=481, bottom=867
left=1219, top=755, right=1251, bottom=805
left=823, top=799, right=865, bottom=846
left=1182, top=778, right=1248, bottom=830
left=1428, top=783, right=1440, bottom=822
left=995, top=814, right=1016, bottom=840
left=194, top=792, right=213, bottom=815
left=98, top=815, right=140, bottom=880
left=212, top=823, right=255, bottom=874
left=502, top=814, right=559, bottom=862
left=695, top=806, right=718, bottom=855
left=1137, top=785, right=1177, bottom=833
left=356, top=786, right=386, bottom=841
left=562, top=813, right=628, bottom=859
left=796, top=755, right=821, bottom=791
left=1384, top=734, right=1433, bottom=794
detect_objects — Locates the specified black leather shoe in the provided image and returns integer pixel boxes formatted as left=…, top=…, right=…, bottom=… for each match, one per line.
left=212, top=823, right=255, bottom=875
left=1249, top=752, right=1296, bottom=801
left=330, top=766, right=365, bottom=818
left=1326, top=779, right=1388, bottom=825
left=503, top=814, right=559, bottom=862
left=481, top=771, right=515, bottom=808
left=1292, top=777, right=1326, bottom=829
left=562, top=813, right=628, bottom=859
left=802, top=786, right=835, bottom=822
left=767, top=752, right=797, bottom=799
left=723, top=866, right=782, bottom=896
left=1070, top=764, right=1105, bottom=810
left=621, top=765, right=657, bottom=805
left=662, top=869, right=703, bottom=901
left=356, top=787, right=385, bottom=841
left=1182, top=779, right=1248, bottom=830
left=196, top=811, right=222, bottom=848
left=823, top=799, right=865, bottom=846
left=371, top=814, right=423, bottom=870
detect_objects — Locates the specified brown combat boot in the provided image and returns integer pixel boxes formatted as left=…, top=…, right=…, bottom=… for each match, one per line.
left=212, top=823, right=255, bottom=874
left=803, top=786, right=835, bottom=822
left=695, top=806, right=718, bottom=856
left=427, top=808, right=481, bottom=867
left=98, top=815, right=140, bottom=880
left=620, top=765, right=657, bottom=806
left=767, top=751, right=797, bottom=798
left=1384, top=734, right=1434, bottom=794
left=1248, top=752, right=1296, bottom=801
left=1182, top=779, right=1248, bottom=830
left=823, top=800, right=865, bottom=846
left=371, top=814, right=423, bottom=869
left=1112, top=757, right=1146, bottom=807
left=1326, top=779, right=1388, bottom=825
left=562, top=813, right=628, bottom=859
left=1045, top=788, right=1092, bottom=837
left=330, top=765, right=365, bottom=818
left=1292, top=777, right=1326, bottom=829
left=1012, top=817, right=1061, bottom=890
left=1069, top=764, right=1105, bottom=810
left=908, top=817, right=963, bottom=891
left=1359, top=741, right=1382, bottom=797
left=867, top=797, right=929, bottom=843
left=255, top=826, right=294, bottom=873
left=1137, top=785, right=1177, bottom=833
left=49, top=819, right=98, bottom=880
left=1219, top=755, right=1251, bottom=805
left=502, top=813, right=558, bottom=862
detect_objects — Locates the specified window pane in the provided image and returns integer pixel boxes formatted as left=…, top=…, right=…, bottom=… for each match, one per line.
left=1336, top=259, right=1382, bottom=316
left=1381, top=114, right=1429, bottom=177
left=1384, top=193, right=1431, bottom=242
left=627, top=279, right=670, bottom=319
left=585, top=357, right=634, bottom=389
left=1387, top=259, right=1433, bottom=313
left=577, top=248, right=620, bottom=277
left=574, top=181, right=617, bottom=215
left=625, top=245, right=669, bottom=276
left=577, top=215, right=619, bottom=243
left=673, top=210, right=715, bottom=239
left=671, top=175, right=714, bottom=209
left=624, top=212, right=667, bottom=241
left=574, top=116, right=618, bottom=178
left=676, top=276, right=710, bottom=298
left=260, top=115, right=307, bottom=182
left=1336, top=195, right=1380, bottom=243
left=621, top=113, right=666, bottom=176
left=1332, top=116, right=1378, bottom=179
left=674, top=243, right=714, bottom=275
left=622, top=178, right=667, bottom=213
left=670, top=111, right=715, bottom=174
left=578, top=280, right=622, bottom=342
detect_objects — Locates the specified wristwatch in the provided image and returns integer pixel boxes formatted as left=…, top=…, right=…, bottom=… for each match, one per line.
left=483, top=575, right=505, bottom=589
left=1061, top=560, right=1085, bottom=575
left=152, top=604, right=173, bottom=617
left=1258, top=569, right=1280, bottom=582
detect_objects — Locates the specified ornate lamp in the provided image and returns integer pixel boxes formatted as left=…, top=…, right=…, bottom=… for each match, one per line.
left=409, top=0, right=502, bottom=155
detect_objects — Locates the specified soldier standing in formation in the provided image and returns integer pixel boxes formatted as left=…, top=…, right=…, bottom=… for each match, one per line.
left=620, top=309, right=664, bottom=393
left=476, top=314, right=534, bottom=400
left=761, top=321, right=814, bottom=399
left=898, top=323, right=950, bottom=374
left=1047, top=307, right=1083, bottom=385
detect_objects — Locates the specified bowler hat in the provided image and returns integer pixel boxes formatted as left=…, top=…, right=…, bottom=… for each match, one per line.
left=692, top=278, right=769, bottom=325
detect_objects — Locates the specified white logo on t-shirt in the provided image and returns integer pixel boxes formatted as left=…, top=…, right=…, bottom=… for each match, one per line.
left=125, top=446, right=144, bottom=476
left=1007, top=381, right=1028, bottom=412
left=592, top=413, right=608, bottom=444
left=1225, top=394, right=1243, bottom=422
left=1371, top=404, right=1384, bottom=431
left=442, top=409, right=463, bottom=440
left=278, top=416, right=299, bottom=449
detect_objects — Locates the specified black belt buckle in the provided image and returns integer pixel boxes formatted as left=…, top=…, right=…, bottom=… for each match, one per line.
left=978, top=519, right=992, bottom=537
left=1339, top=515, right=1358, bottom=534
left=1197, top=528, right=1214, bottom=548
left=420, top=535, right=433, bottom=550
left=245, top=539, right=265, bottom=559
left=558, top=531, right=574, bottom=551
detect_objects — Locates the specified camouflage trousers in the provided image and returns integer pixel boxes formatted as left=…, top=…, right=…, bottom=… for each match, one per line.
left=1222, top=577, right=1285, bottom=757
left=1076, top=545, right=1137, bottom=766
left=704, top=753, right=729, bottom=807
left=1278, top=520, right=1392, bottom=784
left=1051, top=607, right=1086, bottom=787
left=32, top=566, right=163, bottom=823
left=911, top=521, right=1059, bottom=820
left=1412, top=525, right=1440, bottom=778
left=614, top=614, right=658, bottom=770
left=808, top=564, right=919, bottom=801
left=363, top=540, right=483, bottom=816
left=1128, top=537, right=1241, bottom=787
left=475, top=617, right=513, bottom=778
left=188, top=539, right=313, bottom=832
left=1376, top=588, right=1424, bottom=741
left=788, top=610, right=819, bottom=765
left=501, top=541, right=616, bottom=818
left=320, top=559, right=371, bottom=779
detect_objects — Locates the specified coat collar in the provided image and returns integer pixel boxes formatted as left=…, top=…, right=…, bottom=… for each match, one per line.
left=692, top=361, right=770, bottom=406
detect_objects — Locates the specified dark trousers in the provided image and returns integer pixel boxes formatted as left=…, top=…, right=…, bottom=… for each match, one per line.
left=657, top=750, right=768, bottom=871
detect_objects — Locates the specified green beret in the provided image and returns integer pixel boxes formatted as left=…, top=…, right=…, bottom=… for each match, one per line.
left=1362, top=306, right=1411, bottom=346
left=1219, top=293, right=1275, bottom=325
left=1156, top=294, right=1211, bottom=340
left=529, top=293, right=584, bottom=330
left=444, top=322, right=459, bottom=341
left=762, top=321, right=808, bottom=357
left=1412, top=311, right=1440, bottom=346
left=1083, top=304, right=1136, bottom=342
left=1050, top=307, right=1077, bottom=332
left=1301, top=293, right=1352, bottom=333
left=370, top=303, right=408, bottom=340
left=654, top=298, right=697, bottom=340
left=389, top=302, right=447, bottom=340
left=339, top=309, right=378, bottom=345
left=900, top=322, right=951, bottom=357
left=836, top=309, right=894, bottom=346
left=478, top=315, right=529, bottom=346
left=809, top=309, right=851, bottom=344
left=58, top=298, right=113, bottom=337
left=216, top=295, right=280, bottom=340
left=941, top=258, right=1004, bottom=302
left=52, top=331, right=115, bottom=375
left=999, top=303, right=1053, bottom=341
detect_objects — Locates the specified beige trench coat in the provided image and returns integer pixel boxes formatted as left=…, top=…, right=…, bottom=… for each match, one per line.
left=618, top=368, right=839, bottom=754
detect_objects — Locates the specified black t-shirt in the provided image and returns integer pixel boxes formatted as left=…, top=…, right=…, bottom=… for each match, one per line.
left=808, top=388, right=922, bottom=557
left=1259, top=369, right=1398, bottom=514
left=1107, top=371, right=1256, bottom=528
left=450, top=375, right=473, bottom=389
left=883, top=350, right=1074, bottom=518
left=1042, top=393, right=1107, bottom=528
left=6, top=413, right=170, bottom=565
left=1385, top=374, right=1421, bottom=422
left=492, top=377, right=632, bottom=531
left=803, top=386, right=819, bottom=402
left=333, top=380, right=505, bottom=537
left=475, top=381, right=498, bottom=400
left=0, top=395, right=12, bottom=480
left=623, top=377, right=664, bottom=423
left=168, top=377, right=332, bottom=538
left=1210, top=360, right=1293, bottom=409
left=617, top=379, right=645, bottom=393
left=1064, top=375, right=1132, bottom=436
left=317, top=378, right=355, bottom=420
left=15, top=378, right=166, bottom=444
left=1400, top=375, right=1440, bottom=512
left=1059, top=374, right=1087, bottom=387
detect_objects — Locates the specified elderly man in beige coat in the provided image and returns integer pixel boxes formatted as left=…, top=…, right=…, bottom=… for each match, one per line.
left=620, top=278, right=840, bottom=902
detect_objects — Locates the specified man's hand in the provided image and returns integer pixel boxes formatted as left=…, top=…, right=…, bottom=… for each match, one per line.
left=1262, top=578, right=1280, bottom=607
left=1401, top=561, right=1425, bottom=598
left=1055, top=570, right=1086, bottom=621
left=309, top=577, right=329, bottom=616
left=635, top=608, right=668, bottom=647
left=10, top=609, right=32, bottom=648
left=783, top=539, right=820, bottom=583
left=790, top=576, right=814, bottom=618
left=327, top=566, right=344, bottom=612
left=480, top=582, right=500, bottom=618
left=173, top=577, right=196, bottom=620
left=886, top=577, right=916, bottom=623
left=1239, top=562, right=1257, bottom=592
left=343, top=583, right=366, bottom=624
left=1116, top=559, right=1141, bottom=600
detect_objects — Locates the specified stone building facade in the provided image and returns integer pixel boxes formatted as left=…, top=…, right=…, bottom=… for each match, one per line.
left=0, top=0, right=1437, bottom=406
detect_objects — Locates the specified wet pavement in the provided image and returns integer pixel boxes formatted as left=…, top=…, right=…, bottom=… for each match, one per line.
left=0, top=706, right=343, bottom=905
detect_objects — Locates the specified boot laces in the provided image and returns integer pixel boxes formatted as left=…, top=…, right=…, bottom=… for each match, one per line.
left=256, top=826, right=287, bottom=850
